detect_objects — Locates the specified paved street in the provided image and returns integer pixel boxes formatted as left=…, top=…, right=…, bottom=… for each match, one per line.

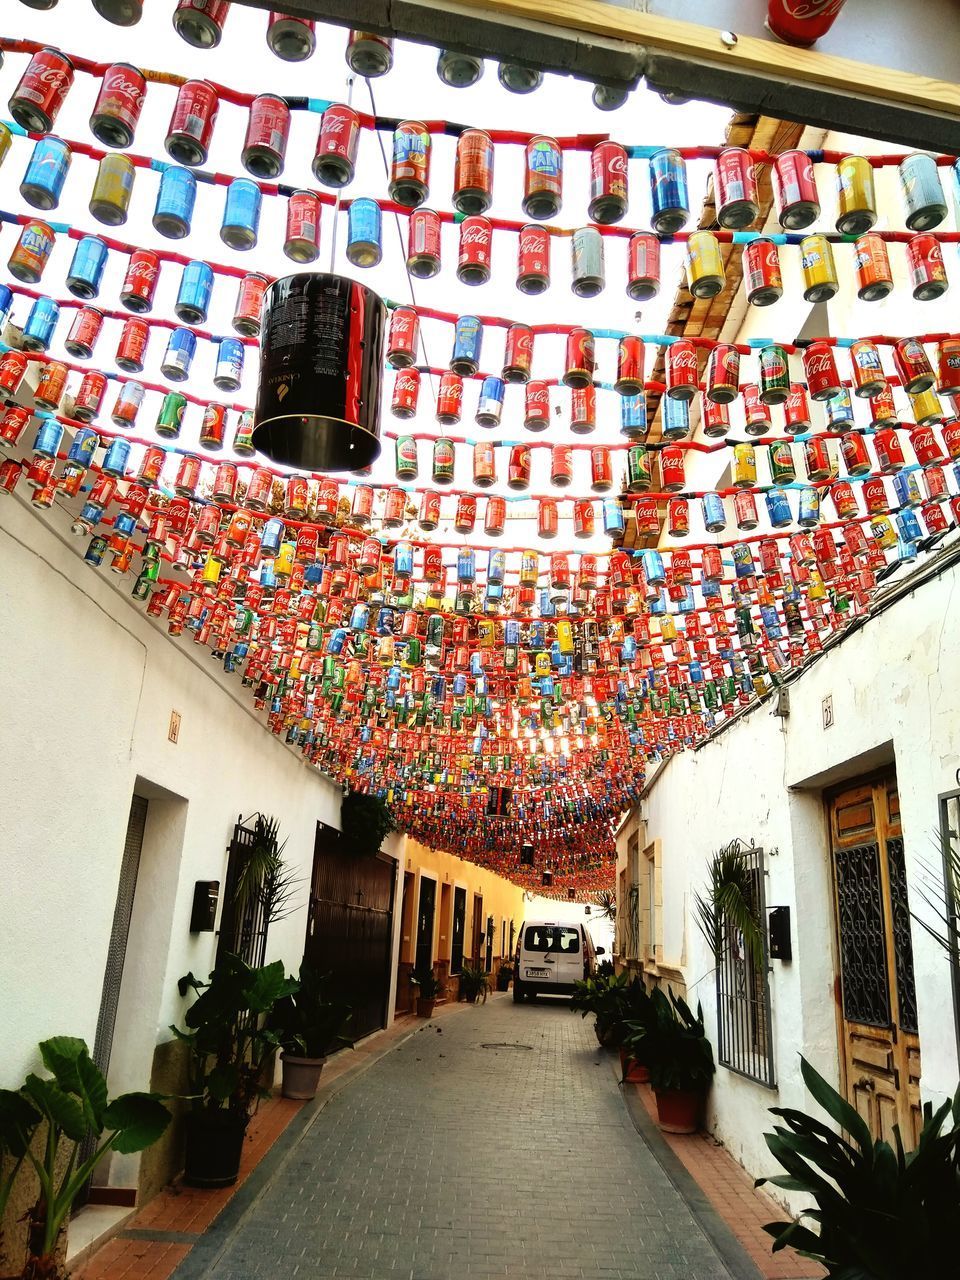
left=179, top=997, right=741, bottom=1280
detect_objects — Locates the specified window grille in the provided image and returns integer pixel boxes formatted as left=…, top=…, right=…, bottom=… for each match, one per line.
left=716, top=845, right=776, bottom=1087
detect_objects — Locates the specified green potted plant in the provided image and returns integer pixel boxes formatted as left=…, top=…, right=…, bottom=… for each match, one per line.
left=271, top=965, right=353, bottom=1101
left=571, top=972, right=636, bottom=1046
left=459, top=964, right=490, bottom=1004
left=0, top=1037, right=170, bottom=1279
left=758, top=1056, right=960, bottom=1277
left=340, top=790, right=396, bottom=857
left=639, top=987, right=715, bottom=1133
left=171, top=954, right=298, bottom=1187
left=410, top=970, right=444, bottom=1017
left=616, top=982, right=658, bottom=1083
left=495, top=963, right=513, bottom=993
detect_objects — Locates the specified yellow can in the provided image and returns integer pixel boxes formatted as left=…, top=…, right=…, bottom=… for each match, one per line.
left=659, top=614, right=678, bottom=643
left=807, top=568, right=827, bottom=601
left=908, top=386, right=942, bottom=425
left=477, top=618, right=495, bottom=646
left=201, top=554, right=221, bottom=584
left=534, top=650, right=551, bottom=677
left=870, top=515, right=898, bottom=549
left=732, top=441, right=757, bottom=489
left=0, top=123, right=11, bottom=169
left=685, top=230, right=725, bottom=299
left=378, top=635, right=396, bottom=665
left=89, top=153, right=135, bottom=227
left=275, top=540, right=296, bottom=578
left=556, top=619, right=574, bottom=653
left=519, top=550, right=539, bottom=586
left=835, top=155, right=877, bottom=236
left=800, top=234, right=838, bottom=302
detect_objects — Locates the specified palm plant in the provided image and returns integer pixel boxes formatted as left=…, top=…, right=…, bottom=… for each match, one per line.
left=694, top=839, right=765, bottom=969
left=594, top=890, right=616, bottom=921
left=910, top=827, right=960, bottom=959
left=232, top=814, right=302, bottom=931
left=458, top=964, right=489, bottom=1003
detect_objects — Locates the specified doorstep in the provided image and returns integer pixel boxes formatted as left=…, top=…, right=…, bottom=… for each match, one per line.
left=67, top=1204, right=136, bottom=1271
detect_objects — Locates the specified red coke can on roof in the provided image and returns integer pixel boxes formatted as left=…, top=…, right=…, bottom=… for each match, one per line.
left=588, top=142, right=628, bottom=224
left=742, top=238, right=783, bottom=306
left=665, top=339, right=699, bottom=401
left=626, top=232, right=660, bottom=302
left=387, top=307, right=419, bottom=368
left=714, top=147, right=759, bottom=229
left=10, top=48, right=74, bottom=133
left=313, top=104, right=360, bottom=188
left=243, top=93, right=291, bottom=179
left=517, top=224, right=550, bottom=295
left=503, top=323, right=533, bottom=383
left=407, top=209, right=441, bottom=279
left=803, top=341, right=842, bottom=401
left=771, top=149, right=819, bottom=230
left=457, top=216, right=492, bottom=284
left=906, top=233, right=948, bottom=301
left=766, top=0, right=848, bottom=47
left=90, top=63, right=146, bottom=149
left=120, top=249, right=160, bottom=313
left=165, top=79, right=219, bottom=167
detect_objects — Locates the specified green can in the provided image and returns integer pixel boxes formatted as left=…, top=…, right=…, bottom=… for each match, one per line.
left=395, top=435, right=418, bottom=479
left=131, top=574, right=151, bottom=601
left=759, top=343, right=790, bottom=405
left=0, top=123, right=11, bottom=170
left=627, top=444, right=651, bottom=492
left=432, top=437, right=455, bottom=484
left=768, top=441, right=796, bottom=484
left=156, top=390, right=187, bottom=439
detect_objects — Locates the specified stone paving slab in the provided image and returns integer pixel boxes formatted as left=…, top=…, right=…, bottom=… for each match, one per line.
left=174, top=998, right=750, bottom=1280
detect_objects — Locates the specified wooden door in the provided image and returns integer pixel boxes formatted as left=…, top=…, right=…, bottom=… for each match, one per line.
left=450, top=886, right=466, bottom=975
left=828, top=773, right=921, bottom=1144
left=471, top=894, right=483, bottom=966
left=415, top=875, right=436, bottom=975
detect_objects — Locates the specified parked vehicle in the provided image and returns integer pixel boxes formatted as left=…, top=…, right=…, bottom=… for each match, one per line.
left=512, top=920, right=604, bottom=1001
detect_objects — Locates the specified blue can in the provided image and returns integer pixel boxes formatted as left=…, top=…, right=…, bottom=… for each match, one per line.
left=394, top=541, right=414, bottom=577
left=350, top=602, right=369, bottom=632
left=32, top=417, right=64, bottom=458
left=662, top=395, right=690, bottom=439
left=221, top=178, right=262, bottom=250
left=214, top=337, right=245, bottom=391
left=732, top=542, right=755, bottom=577
left=603, top=499, right=625, bottom=537
left=649, top=147, right=689, bottom=235
left=114, top=511, right=137, bottom=538
left=153, top=166, right=197, bottom=239
left=176, top=260, right=215, bottom=324
left=647, top=591, right=666, bottom=616
left=66, top=236, right=109, bottom=300
left=20, top=136, right=71, bottom=211
left=0, top=283, right=12, bottom=331
left=21, top=296, right=60, bottom=352
left=457, top=548, right=475, bottom=583
left=798, top=486, right=821, bottom=527
left=259, top=561, right=276, bottom=590
left=678, top=585, right=696, bottom=613
left=760, top=604, right=783, bottom=638
left=84, top=535, right=108, bottom=565
left=893, top=470, right=922, bottom=508
left=261, top=517, right=284, bottom=556
left=102, top=437, right=131, bottom=477
left=451, top=315, right=483, bottom=375
left=67, top=426, right=99, bottom=467
left=620, top=393, right=646, bottom=437
left=346, top=198, right=382, bottom=268
left=504, top=618, right=520, bottom=645
left=476, top=375, right=504, bottom=427
left=765, top=487, right=793, bottom=528
left=899, top=153, right=947, bottom=231
left=161, top=327, right=197, bottom=381
left=701, top=492, right=726, bottom=532
left=896, top=508, right=923, bottom=543
left=487, top=548, right=505, bottom=583
left=825, top=387, right=855, bottom=430
left=641, top=549, right=665, bottom=586
left=453, top=672, right=467, bottom=698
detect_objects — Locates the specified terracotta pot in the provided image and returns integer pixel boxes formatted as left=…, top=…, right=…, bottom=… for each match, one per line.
left=281, top=1052, right=325, bottom=1100
left=618, top=1047, right=650, bottom=1083
left=416, top=996, right=436, bottom=1017
left=654, top=1088, right=703, bottom=1134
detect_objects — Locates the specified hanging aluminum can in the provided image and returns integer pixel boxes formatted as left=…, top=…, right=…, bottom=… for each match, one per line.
left=803, top=436, right=832, bottom=481
left=923, top=465, right=949, bottom=502
left=701, top=493, right=726, bottom=533
left=90, top=62, right=146, bottom=148
left=590, top=446, right=613, bottom=492
left=138, top=445, right=166, bottom=487
left=942, top=417, right=960, bottom=459
left=214, top=337, right=244, bottom=391
left=759, top=344, right=791, bottom=405
left=229, top=409, right=254, bottom=456
left=588, top=142, right=628, bottom=224
left=667, top=499, right=689, bottom=537
left=802, top=341, right=841, bottom=401
left=524, top=380, right=550, bottom=432
left=508, top=444, right=531, bottom=489
left=922, top=501, right=949, bottom=534
left=476, top=376, right=505, bottom=427
left=839, top=431, right=871, bottom=476
left=734, top=491, right=759, bottom=531
left=550, top=443, right=573, bottom=487
left=267, top=11, right=315, bottom=60
left=705, top=344, right=740, bottom=403
left=233, top=272, right=269, bottom=337
left=869, top=384, right=898, bottom=427
left=0, top=404, right=31, bottom=448
left=848, top=340, right=885, bottom=398
left=437, top=370, right=464, bottom=424
left=457, top=216, right=492, bottom=284
left=67, top=426, right=99, bottom=470
left=21, top=297, right=60, bottom=352
left=314, top=104, right=360, bottom=188
left=826, top=387, right=854, bottom=433
left=685, top=232, right=724, bottom=298
left=433, top=437, right=456, bottom=483
left=936, top=339, right=960, bottom=396
left=387, top=307, right=419, bottom=368
left=453, top=129, right=494, bottom=215
left=571, top=227, right=604, bottom=298
left=395, top=435, right=418, bottom=479
left=517, top=224, right=550, bottom=295
left=571, top=385, right=597, bottom=434
left=173, top=0, right=231, bottom=48
left=407, top=208, right=441, bottom=278
left=20, top=136, right=71, bottom=211
left=910, top=423, right=945, bottom=467
left=35, top=360, right=68, bottom=409
left=243, top=93, right=290, bottom=178
left=350, top=484, right=373, bottom=526
left=121, top=249, right=160, bottom=313
left=390, top=121, right=431, bottom=207
left=102, top=437, right=131, bottom=477
left=769, top=441, right=796, bottom=484
left=455, top=493, right=478, bottom=533
left=659, top=446, right=685, bottom=492
left=221, top=178, right=262, bottom=250
left=175, top=260, right=214, bottom=325
left=742, top=237, right=782, bottom=307
left=418, top=491, right=440, bottom=530
left=538, top=498, right=559, bottom=539
left=771, top=149, right=819, bottom=230
left=700, top=395, right=730, bottom=438
left=155, top=390, right=186, bottom=438
left=649, top=148, right=689, bottom=234
left=473, top=440, right=496, bottom=487
left=784, top=383, right=812, bottom=434
left=563, top=328, right=595, bottom=389
left=112, top=381, right=144, bottom=427
left=742, top=383, right=772, bottom=436
left=32, top=417, right=64, bottom=464
left=626, top=232, right=660, bottom=302
left=284, top=190, right=321, bottom=263
left=893, top=337, right=935, bottom=393
left=732, top=441, right=757, bottom=488
left=485, top=494, right=506, bottom=534
left=200, top=402, right=227, bottom=451
left=665, top=339, right=699, bottom=401
left=615, top=336, right=645, bottom=395
left=763, top=489, right=791, bottom=529
left=391, top=367, right=420, bottom=418
left=73, top=371, right=107, bottom=421
left=566, top=500, right=591, bottom=541
left=853, top=232, right=893, bottom=301
left=173, top=454, right=200, bottom=499
left=800, top=234, right=838, bottom=302
left=503, top=323, right=534, bottom=384
left=161, top=328, right=197, bottom=382
left=152, top=166, right=197, bottom=239
left=382, top=486, right=406, bottom=527
left=245, top=465, right=274, bottom=510
left=835, top=155, right=876, bottom=235
left=89, top=153, right=135, bottom=226
left=66, top=236, right=108, bottom=299
left=115, top=316, right=149, bottom=371
left=346, top=198, right=382, bottom=267
left=714, top=147, right=759, bottom=229
left=451, top=315, right=483, bottom=376
left=346, top=30, right=394, bottom=76
left=523, top=136, right=562, bottom=219
left=166, top=79, right=219, bottom=166
left=10, top=48, right=74, bottom=133
left=906, top=233, right=948, bottom=300
left=898, top=153, right=947, bottom=231
left=8, top=221, right=56, bottom=284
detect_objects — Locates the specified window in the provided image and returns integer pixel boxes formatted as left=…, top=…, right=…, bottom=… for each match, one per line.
left=638, top=841, right=659, bottom=965
left=938, top=792, right=960, bottom=1072
left=524, top=925, right=580, bottom=954
left=716, top=845, right=776, bottom=1087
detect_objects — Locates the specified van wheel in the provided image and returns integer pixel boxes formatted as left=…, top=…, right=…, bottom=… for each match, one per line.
left=512, top=981, right=524, bottom=1003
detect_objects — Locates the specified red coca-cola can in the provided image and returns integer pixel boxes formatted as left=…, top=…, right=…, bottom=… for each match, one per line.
left=10, top=48, right=74, bottom=133
left=91, top=63, right=146, bottom=149
left=26, top=455, right=56, bottom=491
left=524, top=380, right=550, bottom=432
left=705, top=344, right=740, bottom=403
left=0, top=458, right=22, bottom=494
left=766, top=0, right=848, bottom=48
left=942, top=417, right=960, bottom=459
left=714, top=147, right=759, bottom=229
left=453, top=129, right=494, bottom=215
left=233, top=273, right=270, bottom=337
left=457, top=216, right=492, bottom=285
left=174, top=455, right=201, bottom=497
left=922, top=501, right=949, bottom=534
left=783, top=383, right=811, bottom=434
left=35, top=360, right=68, bottom=409
left=873, top=428, right=906, bottom=473
left=701, top=395, right=731, bottom=438
left=665, top=339, right=699, bottom=400
left=570, top=385, right=597, bottom=434
left=924, top=465, right=948, bottom=501
left=314, top=104, right=360, bottom=188
left=283, top=190, right=322, bottom=263
left=407, top=208, right=442, bottom=279
left=803, top=436, right=832, bottom=480
left=418, top=491, right=441, bottom=529
left=503, top=323, right=533, bottom=382
left=563, top=328, right=595, bottom=389
left=906, top=233, right=948, bottom=301
left=588, top=141, right=628, bottom=224
left=853, top=232, right=893, bottom=301
left=615, top=336, right=645, bottom=395
left=517, top=223, right=550, bottom=296
left=244, top=466, right=273, bottom=510
left=742, top=237, right=783, bottom=306
left=742, top=383, right=772, bottom=436
left=869, top=384, right=898, bottom=426
left=590, top=447, right=613, bottom=492
left=626, top=232, right=660, bottom=302
left=701, top=546, right=723, bottom=580
left=830, top=481, right=858, bottom=519
left=436, top=370, right=464, bottom=424
left=120, top=249, right=160, bottom=314
left=0, top=405, right=32, bottom=447
left=165, top=79, right=219, bottom=166
left=507, top=445, right=531, bottom=490
left=666, top=499, right=689, bottom=537
left=387, top=307, right=419, bottom=368
left=453, top=493, right=477, bottom=534
left=73, top=371, right=107, bottom=422
left=771, top=149, right=819, bottom=230
left=0, top=351, right=29, bottom=395
left=114, top=317, right=148, bottom=372
left=803, top=341, right=842, bottom=401
left=893, top=337, right=935, bottom=393
left=733, top=490, right=758, bottom=531
left=537, top=498, right=559, bottom=539
left=551, top=443, right=573, bottom=486
left=391, top=367, right=420, bottom=419
left=138, top=445, right=166, bottom=487
left=63, top=307, right=103, bottom=360
left=839, top=431, right=871, bottom=476
left=484, top=494, right=506, bottom=534
left=910, top=424, right=944, bottom=467
left=242, top=93, right=290, bottom=179
left=848, top=340, right=886, bottom=398
left=660, top=446, right=685, bottom=491
left=382, top=486, right=406, bottom=527
left=350, top=485, right=373, bottom=526
left=564, top=500, right=589, bottom=539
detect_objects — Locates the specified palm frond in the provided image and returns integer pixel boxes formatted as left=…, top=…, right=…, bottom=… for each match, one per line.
left=910, top=830, right=960, bottom=958
left=594, top=890, right=616, bottom=921
left=694, top=841, right=765, bottom=968
left=233, top=815, right=304, bottom=926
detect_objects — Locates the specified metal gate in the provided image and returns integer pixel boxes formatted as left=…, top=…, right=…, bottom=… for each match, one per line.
left=304, top=822, right=395, bottom=1040
left=217, top=815, right=270, bottom=968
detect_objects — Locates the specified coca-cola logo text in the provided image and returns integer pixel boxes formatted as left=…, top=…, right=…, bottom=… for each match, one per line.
left=461, top=224, right=491, bottom=246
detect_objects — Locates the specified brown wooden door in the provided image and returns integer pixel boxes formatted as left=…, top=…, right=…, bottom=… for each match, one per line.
left=828, top=773, right=921, bottom=1144
left=471, top=894, right=483, bottom=966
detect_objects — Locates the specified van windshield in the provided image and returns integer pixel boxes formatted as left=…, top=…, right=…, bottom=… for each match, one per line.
left=524, top=926, right=580, bottom=954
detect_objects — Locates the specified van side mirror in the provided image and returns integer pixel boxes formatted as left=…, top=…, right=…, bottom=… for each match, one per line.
left=596, top=947, right=605, bottom=955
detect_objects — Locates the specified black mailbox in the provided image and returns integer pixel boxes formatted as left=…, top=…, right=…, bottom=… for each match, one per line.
left=190, top=880, right=220, bottom=933
left=768, top=906, right=792, bottom=961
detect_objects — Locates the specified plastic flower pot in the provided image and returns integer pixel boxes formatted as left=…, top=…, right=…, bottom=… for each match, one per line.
left=618, top=1046, right=650, bottom=1083
left=183, top=1110, right=247, bottom=1187
left=281, top=1052, right=326, bottom=1100
left=654, top=1088, right=703, bottom=1134
left=416, top=996, right=436, bottom=1017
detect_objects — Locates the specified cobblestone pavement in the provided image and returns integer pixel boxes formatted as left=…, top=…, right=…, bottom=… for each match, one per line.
left=188, top=998, right=738, bottom=1280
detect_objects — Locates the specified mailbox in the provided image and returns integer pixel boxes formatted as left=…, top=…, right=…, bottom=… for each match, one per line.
left=190, top=880, right=220, bottom=933
left=768, top=906, right=792, bottom=962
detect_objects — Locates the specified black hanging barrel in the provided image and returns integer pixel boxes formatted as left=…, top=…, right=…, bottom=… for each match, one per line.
left=252, top=273, right=386, bottom=470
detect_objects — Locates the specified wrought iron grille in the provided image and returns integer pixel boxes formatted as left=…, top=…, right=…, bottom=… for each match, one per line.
left=834, top=842, right=891, bottom=1028
left=885, top=836, right=919, bottom=1033
left=716, top=846, right=776, bottom=1088
left=939, top=793, right=960, bottom=1072
left=217, top=816, right=269, bottom=968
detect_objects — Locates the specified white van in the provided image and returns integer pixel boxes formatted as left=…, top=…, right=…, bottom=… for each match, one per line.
left=512, top=920, right=603, bottom=1001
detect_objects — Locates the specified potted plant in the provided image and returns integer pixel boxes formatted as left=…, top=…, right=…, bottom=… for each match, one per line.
left=459, top=964, right=489, bottom=1004
left=640, top=988, right=715, bottom=1133
left=271, top=965, right=353, bottom=1101
left=340, top=790, right=395, bottom=857
left=172, top=954, right=298, bottom=1187
left=0, top=1037, right=170, bottom=1279
left=495, top=963, right=513, bottom=992
left=617, top=983, right=658, bottom=1083
left=410, top=970, right=444, bottom=1017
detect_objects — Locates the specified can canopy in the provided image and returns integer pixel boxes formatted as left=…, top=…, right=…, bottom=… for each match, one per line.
left=252, top=273, right=386, bottom=470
